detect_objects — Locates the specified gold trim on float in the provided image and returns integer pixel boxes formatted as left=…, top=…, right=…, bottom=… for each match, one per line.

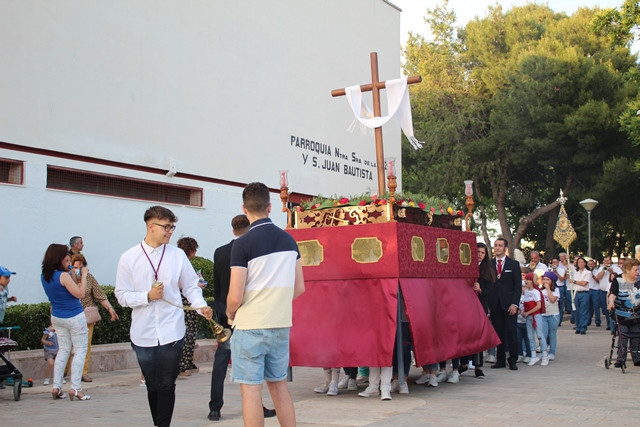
left=351, top=237, right=383, bottom=264
left=459, top=243, right=471, bottom=265
left=411, top=236, right=425, bottom=262
left=297, top=240, right=324, bottom=266
left=436, top=238, right=449, bottom=263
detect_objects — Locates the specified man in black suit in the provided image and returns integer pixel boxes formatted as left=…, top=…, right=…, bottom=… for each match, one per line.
left=207, top=215, right=276, bottom=421
left=488, top=238, right=522, bottom=371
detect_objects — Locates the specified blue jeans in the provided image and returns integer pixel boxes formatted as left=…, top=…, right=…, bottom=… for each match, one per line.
left=574, top=292, right=590, bottom=333
left=516, top=322, right=530, bottom=357
left=588, top=289, right=602, bottom=326
left=557, top=286, right=567, bottom=325
left=132, top=338, right=184, bottom=427
left=541, top=315, right=559, bottom=355
left=51, top=312, right=88, bottom=391
left=526, top=314, right=547, bottom=356
left=599, top=290, right=611, bottom=329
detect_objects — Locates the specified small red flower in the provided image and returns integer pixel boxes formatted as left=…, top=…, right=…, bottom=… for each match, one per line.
left=339, top=197, right=349, bottom=204
left=418, top=202, right=426, bottom=210
left=457, top=210, right=464, bottom=217
left=359, top=200, right=367, bottom=206
left=430, top=207, right=436, bottom=213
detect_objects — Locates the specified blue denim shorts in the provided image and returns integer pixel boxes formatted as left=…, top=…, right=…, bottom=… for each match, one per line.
left=230, top=328, right=290, bottom=384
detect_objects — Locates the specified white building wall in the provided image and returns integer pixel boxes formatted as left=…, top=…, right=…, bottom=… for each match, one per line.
left=0, top=0, right=403, bottom=303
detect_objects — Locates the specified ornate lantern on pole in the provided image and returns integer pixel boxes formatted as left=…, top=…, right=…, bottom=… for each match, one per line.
left=464, top=180, right=474, bottom=231
left=279, top=170, right=292, bottom=229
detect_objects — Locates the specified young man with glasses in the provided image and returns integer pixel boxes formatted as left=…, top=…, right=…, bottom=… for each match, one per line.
left=115, top=205, right=212, bottom=427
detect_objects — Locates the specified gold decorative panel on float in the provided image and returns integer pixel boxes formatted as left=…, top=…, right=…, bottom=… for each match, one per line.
left=459, top=243, right=471, bottom=266
left=297, top=240, right=324, bottom=267
left=436, top=238, right=449, bottom=263
left=351, top=237, right=383, bottom=264
left=411, top=236, right=425, bottom=262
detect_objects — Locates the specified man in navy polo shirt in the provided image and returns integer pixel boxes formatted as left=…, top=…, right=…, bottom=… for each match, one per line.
left=226, top=182, right=305, bottom=427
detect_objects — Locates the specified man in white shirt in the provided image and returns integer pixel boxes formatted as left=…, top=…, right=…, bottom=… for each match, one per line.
left=587, top=259, right=601, bottom=327
left=528, top=250, right=548, bottom=273
left=115, top=205, right=212, bottom=427
left=595, top=256, right=621, bottom=330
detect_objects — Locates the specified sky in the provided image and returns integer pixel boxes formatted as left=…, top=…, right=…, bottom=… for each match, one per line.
left=391, top=0, right=626, bottom=44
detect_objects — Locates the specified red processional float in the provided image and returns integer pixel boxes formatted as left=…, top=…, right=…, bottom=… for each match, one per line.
left=284, top=53, right=499, bottom=369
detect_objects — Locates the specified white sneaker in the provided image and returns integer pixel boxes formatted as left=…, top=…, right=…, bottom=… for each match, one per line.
left=541, top=357, right=549, bottom=366
left=548, top=354, right=555, bottom=361
left=358, top=385, right=379, bottom=397
left=415, top=372, right=430, bottom=384
left=43, top=378, right=50, bottom=385
left=523, top=357, right=531, bottom=363
left=399, top=382, right=409, bottom=394
left=337, top=377, right=349, bottom=389
left=63, top=379, right=67, bottom=384
left=389, top=379, right=400, bottom=393
left=356, top=374, right=368, bottom=384
left=313, top=382, right=329, bottom=393
left=327, top=381, right=338, bottom=396
left=427, top=374, right=438, bottom=387
left=347, top=378, right=358, bottom=390
left=527, top=356, right=540, bottom=366
left=486, top=354, right=496, bottom=363
left=436, top=370, right=447, bottom=383
left=517, top=355, right=524, bottom=363
left=380, top=386, right=392, bottom=401
left=447, top=371, right=460, bottom=383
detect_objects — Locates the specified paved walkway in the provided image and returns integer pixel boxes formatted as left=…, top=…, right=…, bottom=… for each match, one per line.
left=1, top=318, right=637, bottom=426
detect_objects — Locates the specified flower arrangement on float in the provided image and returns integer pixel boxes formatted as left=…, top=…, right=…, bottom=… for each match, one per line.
left=296, top=192, right=464, bottom=217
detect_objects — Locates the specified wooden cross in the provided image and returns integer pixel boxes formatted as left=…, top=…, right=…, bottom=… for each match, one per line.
left=331, top=52, right=421, bottom=196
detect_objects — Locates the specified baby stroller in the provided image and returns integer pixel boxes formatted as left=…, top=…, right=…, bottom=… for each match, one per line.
left=0, top=336, right=24, bottom=400
left=604, top=291, right=640, bottom=373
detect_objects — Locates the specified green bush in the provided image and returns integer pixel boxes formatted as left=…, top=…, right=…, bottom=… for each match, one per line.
left=2, top=286, right=217, bottom=350
left=191, top=256, right=215, bottom=299
left=2, top=302, right=53, bottom=351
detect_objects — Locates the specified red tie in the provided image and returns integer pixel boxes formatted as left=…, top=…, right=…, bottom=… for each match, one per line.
left=497, top=259, right=503, bottom=276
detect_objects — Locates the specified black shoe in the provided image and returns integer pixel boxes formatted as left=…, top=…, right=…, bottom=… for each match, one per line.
left=458, top=365, right=468, bottom=374
left=606, top=326, right=610, bottom=331
left=596, top=324, right=601, bottom=327
left=575, top=330, right=580, bottom=334
left=474, top=368, right=484, bottom=378
left=614, top=361, right=622, bottom=368
left=208, top=410, right=221, bottom=421
left=263, top=406, right=276, bottom=418
left=490, top=362, right=506, bottom=369
left=508, top=362, right=518, bottom=371
left=580, top=331, right=586, bottom=335
left=634, top=361, right=640, bottom=367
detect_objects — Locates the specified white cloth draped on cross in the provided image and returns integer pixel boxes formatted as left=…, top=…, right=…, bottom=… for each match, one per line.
left=344, top=77, right=424, bottom=150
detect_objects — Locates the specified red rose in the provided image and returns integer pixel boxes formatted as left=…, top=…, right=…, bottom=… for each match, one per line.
left=339, top=197, right=349, bottom=204
left=418, top=202, right=426, bottom=210
left=359, top=200, right=367, bottom=206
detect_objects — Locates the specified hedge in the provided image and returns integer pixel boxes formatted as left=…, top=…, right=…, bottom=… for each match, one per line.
left=2, top=285, right=217, bottom=351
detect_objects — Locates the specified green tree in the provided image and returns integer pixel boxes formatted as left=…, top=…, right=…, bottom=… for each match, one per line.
left=404, top=2, right=640, bottom=255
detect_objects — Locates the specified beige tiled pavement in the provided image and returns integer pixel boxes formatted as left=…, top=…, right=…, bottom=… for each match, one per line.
left=1, top=316, right=638, bottom=426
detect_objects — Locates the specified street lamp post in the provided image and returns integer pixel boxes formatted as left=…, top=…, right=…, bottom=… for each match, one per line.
left=579, top=198, right=598, bottom=258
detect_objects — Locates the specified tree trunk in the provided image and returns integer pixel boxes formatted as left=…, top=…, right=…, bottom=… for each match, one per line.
left=513, top=200, right=561, bottom=248
left=545, top=206, right=560, bottom=259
